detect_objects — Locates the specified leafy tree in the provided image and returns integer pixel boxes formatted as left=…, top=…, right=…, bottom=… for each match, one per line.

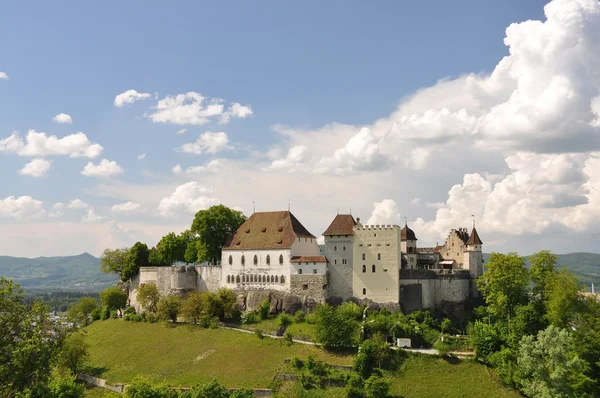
left=354, top=337, right=392, bottom=379
left=544, top=268, right=582, bottom=328
left=157, top=295, right=182, bottom=322
left=258, top=299, right=270, bottom=320
left=0, top=278, right=68, bottom=396
left=136, top=284, right=161, bottom=314
left=123, top=242, right=150, bottom=281
left=529, top=250, right=557, bottom=298
left=100, top=286, right=127, bottom=313
left=229, top=389, right=255, bottom=398
left=46, top=369, right=85, bottom=398
left=148, top=247, right=164, bottom=266
left=184, top=240, right=200, bottom=264
left=67, top=296, right=98, bottom=326
left=217, top=288, right=237, bottom=320
left=190, top=205, right=247, bottom=265
left=100, top=248, right=130, bottom=280
left=186, top=378, right=230, bottom=398
left=470, top=320, right=501, bottom=359
left=278, top=313, right=293, bottom=328
left=441, top=318, right=452, bottom=335
left=518, top=325, right=589, bottom=397
left=58, top=332, right=89, bottom=374
left=314, top=304, right=360, bottom=349
left=571, top=296, right=600, bottom=394
left=477, top=252, right=529, bottom=321
left=125, top=376, right=177, bottom=398
left=364, top=375, right=390, bottom=398
left=154, top=232, right=188, bottom=265
left=182, top=292, right=205, bottom=324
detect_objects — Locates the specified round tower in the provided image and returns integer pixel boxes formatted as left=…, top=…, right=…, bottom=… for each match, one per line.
left=463, top=226, right=483, bottom=278
left=400, top=222, right=418, bottom=269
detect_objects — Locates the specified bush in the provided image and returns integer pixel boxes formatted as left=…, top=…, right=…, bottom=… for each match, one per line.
left=255, top=329, right=264, bottom=339
left=305, top=313, right=317, bottom=324
left=291, top=356, right=303, bottom=369
left=91, top=308, right=101, bottom=321
left=199, top=315, right=212, bottom=328
left=346, top=386, right=366, bottom=398
left=306, top=355, right=328, bottom=377
left=100, top=306, right=111, bottom=320
left=278, top=313, right=293, bottom=328
left=230, top=389, right=255, bottom=398
left=240, top=310, right=258, bottom=325
left=157, top=294, right=182, bottom=322
left=125, top=376, right=176, bottom=398
left=299, top=372, right=317, bottom=389
left=284, top=330, right=294, bottom=345
left=314, top=304, right=360, bottom=349
left=110, top=310, right=118, bottom=319
left=364, top=375, right=390, bottom=398
left=295, top=310, right=306, bottom=323
left=124, top=306, right=137, bottom=315
left=258, top=299, right=271, bottom=320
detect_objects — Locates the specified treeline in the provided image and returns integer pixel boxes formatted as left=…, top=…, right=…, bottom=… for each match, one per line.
left=470, top=250, right=600, bottom=397
left=101, top=205, right=246, bottom=282
left=23, top=291, right=100, bottom=312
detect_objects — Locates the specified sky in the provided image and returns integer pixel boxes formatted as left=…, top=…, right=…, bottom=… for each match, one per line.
left=2, top=0, right=600, bottom=258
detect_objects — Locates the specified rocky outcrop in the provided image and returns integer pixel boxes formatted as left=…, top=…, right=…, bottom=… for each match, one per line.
left=237, top=290, right=304, bottom=314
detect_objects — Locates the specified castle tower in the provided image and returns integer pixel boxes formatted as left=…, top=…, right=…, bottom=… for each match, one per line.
left=400, top=222, right=418, bottom=269
left=323, top=214, right=356, bottom=301
left=463, top=226, right=483, bottom=278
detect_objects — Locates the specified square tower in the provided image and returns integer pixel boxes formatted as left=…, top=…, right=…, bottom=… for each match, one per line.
left=323, top=214, right=356, bottom=301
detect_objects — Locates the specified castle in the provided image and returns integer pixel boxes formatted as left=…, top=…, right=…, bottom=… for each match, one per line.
left=129, top=210, right=483, bottom=315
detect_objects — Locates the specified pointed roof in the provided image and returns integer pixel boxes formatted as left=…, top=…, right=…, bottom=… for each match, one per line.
left=323, top=214, right=357, bottom=236
left=466, top=227, right=483, bottom=245
left=223, top=211, right=315, bottom=250
left=400, top=223, right=417, bottom=241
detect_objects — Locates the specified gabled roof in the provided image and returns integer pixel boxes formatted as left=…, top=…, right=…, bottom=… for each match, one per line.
left=466, top=227, right=483, bottom=245
left=223, top=211, right=315, bottom=251
left=400, top=224, right=417, bottom=241
left=323, top=214, right=357, bottom=236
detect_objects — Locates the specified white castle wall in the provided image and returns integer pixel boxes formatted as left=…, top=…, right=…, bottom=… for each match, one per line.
left=196, top=265, right=222, bottom=292
left=324, top=235, right=354, bottom=300
left=221, top=249, right=293, bottom=291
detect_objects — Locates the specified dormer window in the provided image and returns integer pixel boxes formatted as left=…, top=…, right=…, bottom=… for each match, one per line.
left=261, top=228, right=267, bottom=232
left=245, top=229, right=250, bottom=233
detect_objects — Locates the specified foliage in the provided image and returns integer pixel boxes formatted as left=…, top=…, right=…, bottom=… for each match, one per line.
left=99, top=287, right=127, bottom=312
left=229, top=389, right=255, bottom=398
left=255, top=329, right=264, bottom=339
left=24, top=369, right=85, bottom=398
left=137, top=284, right=161, bottom=314
left=124, top=376, right=177, bottom=398
left=278, top=313, right=293, bottom=328
left=338, top=301, right=363, bottom=321
left=284, top=330, right=294, bottom=345
left=363, top=375, right=390, bottom=398
left=258, top=299, right=270, bottom=320
left=158, top=295, right=183, bottom=322
left=184, top=240, right=200, bottom=264
left=529, top=250, right=557, bottom=298
left=123, top=242, right=150, bottom=281
left=544, top=268, right=582, bottom=328
left=67, top=296, right=98, bottom=326
left=190, top=205, right=247, bottom=265
left=91, top=308, right=101, bottom=321
left=571, top=296, right=600, bottom=394
left=182, top=292, right=204, bottom=324
left=240, top=310, right=258, bottom=325
left=518, top=326, right=589, bottom=397
left=314, top=304, right=360, bottom=349
left=294, top=311, right=306, bottom=323
left=100, top=248, right=130, bottom=280
left=0, top=278, right=69, bottom=397
left=184, top=378, right=230, bottom=398
left=152, top=232, right=189, bottom=266
left=470, top=320, right=501, bottom=359
left=58, top=332, right=89, bottom=374
left=353, top=337, right=393, bottom=379
left=441, top=318, right=452, bottom=334
left=217, top=288, right=237, bottom=320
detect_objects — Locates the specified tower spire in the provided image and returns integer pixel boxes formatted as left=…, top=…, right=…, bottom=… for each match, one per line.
left=472, top=214, right=475, bottom=229
left=253, top=201, right=255, bottom=213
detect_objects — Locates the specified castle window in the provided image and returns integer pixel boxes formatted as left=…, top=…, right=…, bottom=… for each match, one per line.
left=334, top=246, right=337, bottom=251
left=334, top=259, right=337, bottom=264
left=362, top=265, right=366, bottom=273
left=303, top=284, right=309, bottom=290
left=281, top=275, right=285, bottom=284
left=374, top=233, right=376, bottom=237
left=236, top=275, right=240, bottom=283
left=266, top=255, right=270, bottom=265
left=342, top=259, right=347, bottom=265
left=228, top=255, right=232, bottom=265
left=313, top=269, right=317, bottom=274
left=242, top=275, right=246, bottom=283
left=298, top=269, right=303, bottom=275
left=323, top=284, right=327, bottom=290
left=313, top=262, right=316, bottom=265
left=227, top=275, right=230, bottom=283
left=378, top=253, right=381, bottom=260
left=275, top=275, right=279, bottom=283
left=253, top=255, right=258, bottom=265
left=241, top=255, right=245, bottom=266
left=372, top=264, right=376, bottom=272
left=359, top=244, right=363, bottom=247
left=343, top=246, right=346, bottom=251
left=279, top=254, right=284, bottom=265
left=362, top=253, right=366, bottom=261
left=362, top=288, right=366, bottom=295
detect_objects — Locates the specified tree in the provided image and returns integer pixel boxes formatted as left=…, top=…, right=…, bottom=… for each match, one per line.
left=125, top=376, right=177, bottom=398
left=182, top=292, right=205, bottom=324
left=100, top=286, right=128, bottom=312
left=154, top=232, right=188, bottom=265
left=67, top=297, right=98, bottom=326
left=353, top=337, right=392, bottom=379
left=186, top=378, right=230, bottom=398
left=137, top=284, right=161, bottom=314
left=190, top=205, right=247, bottom=265
left=477, top=252, right=529, bottom=321
left=314, top=304, right=360, bottom=349
left=544, top=268, right=582, bottom=329
left=184, top=240, right=200, bottom=264
left=123, top=242, right=149, bottom=281
left=571, top=296, right=600, bottom=394
left=529, top=250, right=557, bottom=298
left=157, top=295, right=182, bottom=322
left=58, top=332, right=89, bottom=374
left=364, top=375, right=390, bottom=398
left=258, top=299, right=270, bottom=320
left=217, top=288, right=237, bottom=320
left=100, top=248, right=130, bottom=280
left=518, top=325, right=589, bottom=398
left=0, top=278, right=67, bottom=396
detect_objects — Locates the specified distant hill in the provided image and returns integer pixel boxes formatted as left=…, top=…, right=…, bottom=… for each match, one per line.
left=0, top=252, right=117, bottom=292
left=484, top=252, right=600, bottom=290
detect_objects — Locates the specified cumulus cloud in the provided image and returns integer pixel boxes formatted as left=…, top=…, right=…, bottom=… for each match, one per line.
left=67, top=199, right=89, bottom=209
left=148, top=92, right=224, bottom=125
left=137, top=153, right=146, bottom=160
left=266, top=145, right=307, bottom=172
left=0, top=130, right=103, bottom=158
left=181, top=160, right=222, bottom=174
left=81, top=159, right=124, bottom=178
left=0, top=72, right=7, bottom=80
left=111, top=201, right=142, bottom=214
left=158, top=182, right=219, bottom=216
left=114, top=89, right=152, bottom=107
left=176, top=128, right=187, bottom=135
left=48, top=202, right=64, bottom=218
left=0, top=196, right=45, bottom=219
left=177, top=132, right=231, bottom=154
left=18, top=158, right=51, bottom=177
left=172, top=164, right=183, bottom=174
left=82, top=208, right=103, bottom=223
left=220, top=103, right=253, bottom=124
left=366, top=199, right=402, bottom=225
left=52, top=113, right=72, bottom=124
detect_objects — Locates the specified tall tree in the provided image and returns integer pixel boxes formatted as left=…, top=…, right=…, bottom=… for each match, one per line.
left=191, top=205, right=247, bottom=265
left=571, top=296, right=600, bottom=394
left=136, top=284, right=161, bottom=314
left=100, top=248, right=130, bottom=280
left=123, top=242, right=150, bottom=281
left=544, top=268, right=582, bottom=328
left=477, top=252, right=529, bottom=321
left=67, top=297, right=98, bottom=326
left=99, top=287, right=127, bottom=312
left=154, top=232, right=187, bottom=265
left=529, top=250, right=557, bottom=298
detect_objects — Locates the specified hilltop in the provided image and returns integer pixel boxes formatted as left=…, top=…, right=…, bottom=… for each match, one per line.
left=0, top=252, right=117, bottom=291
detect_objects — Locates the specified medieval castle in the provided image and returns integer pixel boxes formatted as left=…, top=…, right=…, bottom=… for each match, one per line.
left=129, top=211, right=483, bottom=314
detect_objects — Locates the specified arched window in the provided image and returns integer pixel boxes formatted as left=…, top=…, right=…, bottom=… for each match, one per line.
left=280, top=275, right=285, bottom=284
left=271, top=275, right=274, bottom=283
left=227, top=275, right=230, bottom=283
left=241, top=255, right=245, bottom=266
left=254, top=255, right=258, bottom=265
left=242, top=275, right=246, bottom=283
left=378, top=253, right=381, bottom=260
left=343, top=246, right=346, bottom=251
left=236, top=275, right=240, bottom=283
left=362, top=253, right=366, bottom=261
left=275, top=275, right=279, bottom=283
left=228, top=255, right=232, bottom=265
left=279, top=254, right=284, bottom=265
left=334, top=246, right=337, bottom=251
left=362, top=265, right=366, bottom=273
left=334, top=259, right=337, bottom=264
left=372, top=264, right=376, bottom=272
left=266, top=255, right=270, bottom=265
left=362, top=288, right=366, bottom=295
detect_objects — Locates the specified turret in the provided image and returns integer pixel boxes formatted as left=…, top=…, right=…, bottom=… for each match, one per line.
left=400, top=222, right=418, bottom=269
left=463, top=226, right=483, bottom=277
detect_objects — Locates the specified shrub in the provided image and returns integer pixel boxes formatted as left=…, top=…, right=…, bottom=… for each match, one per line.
left=199, top=315, right=212, bottom=328
left=110, top=310, right=118, bottom=319
left=346, top=386, right=366, bottom=398
left=136, top=284, right=161, bottom=314
left=147, top=313, right=158, bottom=323
left=314, top=304, right=360, bottom=349
left=91, top=308, right=101, bottom=321
left=306, top=355, right=328, bottom=377
left=295, top=310, right=306, bottom=323
left=305, top=313, right=317, bottom=324
left=278, top=313, right=293, bottom=328
left=240, top=310, right=258, bottom=325
left=255, top=329, right=264, bottom=339
left=100, top=306, right=111, bottom=320
left=299, top=372, right=317, bottom=389
left=364, top=375, right=390, bottom=398
left=291, top=356, right=304, bottom=369
left=258, top=299, right=271, bottom=320
left=230, top=389, right=255, bottom=398
left=124, top=306, right=137, bottom=315
left=125, top=376, right=176, bottom=398
left=284, top=330, right=294, bottom=345
left=157, top=294, right=182, bottom=323
left=182, top=292, right=204, bottom=324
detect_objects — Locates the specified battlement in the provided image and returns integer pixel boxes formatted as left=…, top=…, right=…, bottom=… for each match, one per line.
left=355, top=224, right=400, bottom=231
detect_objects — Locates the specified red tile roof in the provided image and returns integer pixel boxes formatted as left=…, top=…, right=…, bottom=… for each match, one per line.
left=223, top=211, right=315, bottom=250
left=290, top=256, right=327, bottom=263
left=400, top=224, right=417, bottom=241
left=323, top=214, right=356, bottom=236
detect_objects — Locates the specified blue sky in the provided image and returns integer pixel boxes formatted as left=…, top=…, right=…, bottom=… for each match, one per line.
left=3, top=0, right=600, bottom=257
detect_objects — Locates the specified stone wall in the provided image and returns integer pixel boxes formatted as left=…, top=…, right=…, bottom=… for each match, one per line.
left=290, top=274, right=327, bottom=303
left=76, top=374, right=125, bottom=393
left=196, top=265, right=222, bottom=292
left=324, top=235, right=354, bottom=301
left=399, top=269, right=473, bottom=313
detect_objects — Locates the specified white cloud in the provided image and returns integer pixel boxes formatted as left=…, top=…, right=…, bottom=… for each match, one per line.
left=158, top=182, right=219, bottom=216
left=67, top=199, right=89, bottom=209
left=137, top=153, right=146, bottom=160
left=81, top=159, right=124, bottom=178
left=49, top=202, right=64, bottom=218
left=0, top=196, right=45, bottom=219
left=176, top=128, right=187, bottom=135
left=148, top=92, right=224, bottom=125
left=82, top=208, right=103, bottom=223
left=52, top=113, right=72, bottom=124
left=111, top=201, right=142, bottom=214
left=18, top=158, right=51, bottom=177
left=177, top=131, right=231, bottom=154
left=185, top=160, right=222, bottom=174
left=366, top=199, right=402, bottom=225
left=172, top=164, right=183, bottom=174
left=266, top=145, right=307, bottom=172
left=0, top=130, right=103, bottom=158
left=0, top=72, right=8, bottom=80
left=411, top=198, right=421, bottom=205
left=220, top=103, right=253, bottom=124
left=114, top=89, right=152, bottom=107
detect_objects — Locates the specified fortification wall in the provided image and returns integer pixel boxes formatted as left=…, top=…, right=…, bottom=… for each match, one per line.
left=196, top=265, right=222, bottom=292
left=399, top=269, right=472, bottom=313
left=290, top=274, right=327, bottom=303
left=171, top=266, right=197, bottom=293
left=324, top=235, right=354, bottom=301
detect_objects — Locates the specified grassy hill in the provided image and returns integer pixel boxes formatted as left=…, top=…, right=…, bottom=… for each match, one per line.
left=83, top=320, right=520, bottom=397
left=0, top=252, right=116, bottom=291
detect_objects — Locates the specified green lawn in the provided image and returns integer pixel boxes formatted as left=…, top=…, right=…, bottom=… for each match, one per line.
left=83, top=386, right=120, bottom=398
left=233, top=317, right=318, bottom=341
left=84, top=320, right=351, bottom=389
